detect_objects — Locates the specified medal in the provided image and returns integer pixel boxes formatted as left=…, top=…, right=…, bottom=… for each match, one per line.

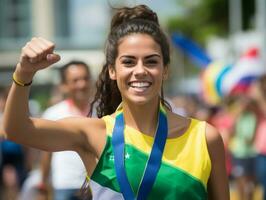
left=112, top=103, right=168, bottom=200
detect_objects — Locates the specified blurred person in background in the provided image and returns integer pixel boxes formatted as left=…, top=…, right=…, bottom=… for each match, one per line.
left=182, top=95, right=199, bottom=118
left=167, top=96, right=187, bottom=116
left=229, top=96, right=258, bottom=200
left=19, top=147, right=47, bottom=200
left=0, top=86, right=7, bottom=138
left=0, top=87, right=6, bottom=121
left=0, top=86, right=28, bottom=200
left=38, top=60, right=94, bottom=200
left=209, top=96, right=247, bottom=177
left=46, top=84, right=65, bottom=108
left=0, top=87, right=8, bottom=138
left=250, top=74, right=266, bottom=200
left=0, top=87, right=6, bottom=173
left=171, top=94, right=205, bottom=119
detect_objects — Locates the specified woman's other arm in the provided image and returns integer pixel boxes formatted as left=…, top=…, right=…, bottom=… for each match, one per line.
left=206, top=123, right=230, bottom=200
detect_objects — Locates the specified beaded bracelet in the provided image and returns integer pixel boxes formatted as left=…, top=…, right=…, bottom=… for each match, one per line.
left=12, top=73, right=32, bottom=87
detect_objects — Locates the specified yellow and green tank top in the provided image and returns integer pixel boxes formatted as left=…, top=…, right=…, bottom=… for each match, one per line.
left=89, top=115, right=211, bottom=200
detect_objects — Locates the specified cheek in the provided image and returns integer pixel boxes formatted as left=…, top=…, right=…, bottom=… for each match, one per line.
left=152, top=68, right=164, bottom=81
left=116, top=74, right=128, bottom=88
left=115, top=66, right=131, bottom=80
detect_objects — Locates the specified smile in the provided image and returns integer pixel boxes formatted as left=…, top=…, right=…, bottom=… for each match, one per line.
left=128, top=81, right=152, bottom=88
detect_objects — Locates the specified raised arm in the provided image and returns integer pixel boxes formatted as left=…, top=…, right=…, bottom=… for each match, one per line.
left=206, top=123, right=230, bottom=200
left=2, top=38, right=92, bottom=152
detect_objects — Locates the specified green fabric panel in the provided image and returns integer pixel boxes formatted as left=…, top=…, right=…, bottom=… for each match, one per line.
left=91, top=137, right=121, bottom=192
left=91, top=136, right=207, bottom=199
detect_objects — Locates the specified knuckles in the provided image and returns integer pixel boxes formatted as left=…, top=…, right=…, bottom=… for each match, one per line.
left=21, top=37, right=55, bottom=59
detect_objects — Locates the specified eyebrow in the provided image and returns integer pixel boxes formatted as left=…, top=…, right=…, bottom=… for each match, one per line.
left=119, top=54, right=161, bottom=60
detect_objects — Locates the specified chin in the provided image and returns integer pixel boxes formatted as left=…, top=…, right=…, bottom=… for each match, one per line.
left=124, top=95, right=158, bottom=106
left=75, top=95, right=89, bottom=102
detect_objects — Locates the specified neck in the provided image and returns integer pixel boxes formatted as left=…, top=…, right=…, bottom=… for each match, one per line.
left=122, top=98, right=160, bottom=137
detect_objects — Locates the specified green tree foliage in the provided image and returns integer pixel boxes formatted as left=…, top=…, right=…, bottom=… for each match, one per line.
left=168, top=0, right=254, bottom=45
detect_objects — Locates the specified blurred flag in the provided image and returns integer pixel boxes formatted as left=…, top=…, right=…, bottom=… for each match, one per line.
left=171, top=33, right=212, bottom=68
left=201, top=62, right=232, bottom=105
left=201, top=47, right=264, bottom=105
left=222, top=48, right=264, bottom=96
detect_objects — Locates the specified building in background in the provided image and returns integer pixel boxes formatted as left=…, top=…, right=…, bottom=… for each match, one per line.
left=0, top=0, right=110, bottom=87
left=0, top=0, right=179, bottom=109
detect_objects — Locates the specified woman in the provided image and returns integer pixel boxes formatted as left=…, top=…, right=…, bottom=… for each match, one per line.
left=3, top=5, right=229, bottom=200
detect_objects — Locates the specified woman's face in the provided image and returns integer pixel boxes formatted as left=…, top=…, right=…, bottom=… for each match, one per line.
left=109, top=33, right=167, bottom=105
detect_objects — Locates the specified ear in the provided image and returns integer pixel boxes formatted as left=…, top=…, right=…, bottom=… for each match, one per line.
left=108, top=65, right=117, bottom=80
left=163, top=66, right=169, bottom=80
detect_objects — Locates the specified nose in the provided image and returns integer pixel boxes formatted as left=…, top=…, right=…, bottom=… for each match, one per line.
left=76, top=78, right=89, bottom=89
left=133, top=61, right=147, bottom=77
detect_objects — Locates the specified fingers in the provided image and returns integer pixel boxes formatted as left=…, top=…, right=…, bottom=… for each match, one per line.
left=38, top=37, right=55, bottom=53
left=37, top=53, right=61, bottom=70
left=46, top=54, right=60, bottom=63
left=21, top=37, right=55, bottom=64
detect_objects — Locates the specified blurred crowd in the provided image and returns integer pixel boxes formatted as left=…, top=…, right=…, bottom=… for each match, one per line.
left=0, top=62, right=266, bottom=200
left=172, top=74, right=266, bottom=200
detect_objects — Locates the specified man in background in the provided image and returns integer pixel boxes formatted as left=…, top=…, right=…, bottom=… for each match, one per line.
left=40, top=60, right=94, bottom=200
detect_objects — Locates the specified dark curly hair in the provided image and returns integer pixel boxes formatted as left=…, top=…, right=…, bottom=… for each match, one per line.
left=88, top=4, right=171, bottom=118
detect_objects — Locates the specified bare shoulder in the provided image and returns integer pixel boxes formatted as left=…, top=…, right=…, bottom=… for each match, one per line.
left=205, top=123, right=224, bottom=150
left=82, top=117, right=107, bottom=138
left=205, top=123, right=225, bottom=164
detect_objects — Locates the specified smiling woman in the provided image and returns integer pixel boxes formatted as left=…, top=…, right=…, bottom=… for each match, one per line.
left=3, top=4, right=229, bottom=200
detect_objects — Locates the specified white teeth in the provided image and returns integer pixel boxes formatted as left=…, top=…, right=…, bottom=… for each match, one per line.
left=129, top=82, right=150, bottom=88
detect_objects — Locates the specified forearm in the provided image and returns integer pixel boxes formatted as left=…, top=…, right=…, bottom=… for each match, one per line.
left=3, top=80, right=33, bottom=140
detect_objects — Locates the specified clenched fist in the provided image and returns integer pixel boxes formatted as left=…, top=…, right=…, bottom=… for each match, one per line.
left=15, top=37, right=61, bottom=84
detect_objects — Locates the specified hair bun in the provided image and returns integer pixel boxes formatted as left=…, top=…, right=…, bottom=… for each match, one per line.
left=111, top=5, right=159, bottom=30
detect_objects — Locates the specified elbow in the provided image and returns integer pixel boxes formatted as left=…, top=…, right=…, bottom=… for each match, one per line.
left=3, top=126, right=17, bottom=141
left=2, top=120, right=23, bottom=142
left=3, top=117, right=34, bottom=142
left=0, top=128, right=7, bottom=139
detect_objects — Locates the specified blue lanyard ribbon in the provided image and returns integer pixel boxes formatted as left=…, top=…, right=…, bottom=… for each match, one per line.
left=112, top=104, right=168, bottom=200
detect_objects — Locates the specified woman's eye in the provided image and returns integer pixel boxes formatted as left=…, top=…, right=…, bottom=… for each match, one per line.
left=122, top=60, right=135, bottom=66
left=146, top=60, right=158, bottom=65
